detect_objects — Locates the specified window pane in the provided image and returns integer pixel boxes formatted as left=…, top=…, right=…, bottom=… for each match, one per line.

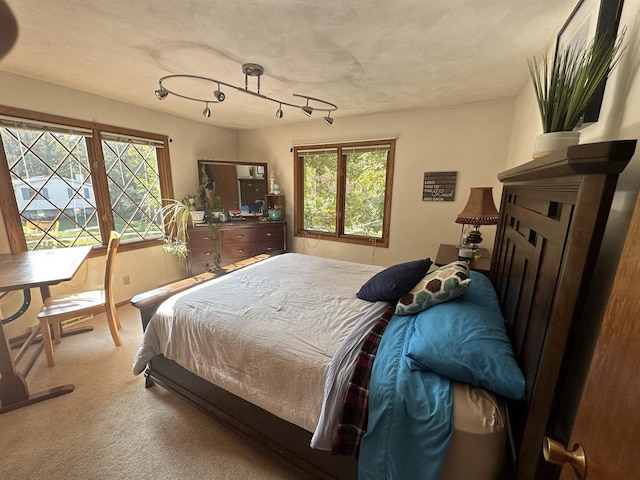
left=2, top=127, right=100, bottom=249
left=344, top=150, right=388, bottom=238
left=302, top=153, right=338, bottom=233
left=102, top=139, right=164, bottom=243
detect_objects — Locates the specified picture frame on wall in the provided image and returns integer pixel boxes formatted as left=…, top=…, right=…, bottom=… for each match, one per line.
left=555, top=0, right=625, bottom=125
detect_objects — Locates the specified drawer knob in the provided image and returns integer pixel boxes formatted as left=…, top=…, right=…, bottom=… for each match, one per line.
left=266, top=233, right=272, bottom=236
left=237, top=249, right=245, bottom=253
left=204, top=252, right=211, bottom=256
left=236, top=234, right=245, bottom=238
left=203, top=236, right=211, bottom=240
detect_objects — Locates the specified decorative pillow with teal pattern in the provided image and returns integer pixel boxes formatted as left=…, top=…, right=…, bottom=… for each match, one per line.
left=395, top=261, right=471, bottom=315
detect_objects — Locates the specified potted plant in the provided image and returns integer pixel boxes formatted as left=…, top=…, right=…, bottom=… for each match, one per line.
left=527, top=30, right=625, bottom=157
left=160, top=197, right=194, bottom=266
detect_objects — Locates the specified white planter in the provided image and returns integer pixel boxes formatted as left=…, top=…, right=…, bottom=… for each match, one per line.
left=190, top=210, right=205, bottom=223
left=532, top=131, right=580, bottom=159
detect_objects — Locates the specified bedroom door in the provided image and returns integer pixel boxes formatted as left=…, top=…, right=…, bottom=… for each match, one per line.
left=545, top=193, right=640, bottom=480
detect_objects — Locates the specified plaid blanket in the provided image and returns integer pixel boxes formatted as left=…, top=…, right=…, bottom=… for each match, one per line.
left=331, top=305, right=394, bottom=458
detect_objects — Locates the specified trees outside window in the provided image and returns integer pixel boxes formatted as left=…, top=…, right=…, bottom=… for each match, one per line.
left=294, top=139, right=395, bottom=247
left=0, top=106, right=172, bottom=252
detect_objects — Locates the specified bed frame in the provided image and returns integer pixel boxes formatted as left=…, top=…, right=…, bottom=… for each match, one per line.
left=131, top=140, right=636, bottom=480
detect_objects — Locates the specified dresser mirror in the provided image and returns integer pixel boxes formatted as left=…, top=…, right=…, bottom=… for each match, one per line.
left=197, top=159, right=268, bottom=217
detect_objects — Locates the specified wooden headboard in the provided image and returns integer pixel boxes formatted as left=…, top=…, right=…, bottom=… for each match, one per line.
left=491, top=140, right=637, bottom=479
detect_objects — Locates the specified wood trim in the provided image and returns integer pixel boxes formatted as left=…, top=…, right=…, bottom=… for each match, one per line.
left=292, top=139, right=395, bottom=248
left=0, top=104, right=174, bottom=251
left=0, top=133, right=27, bottom=252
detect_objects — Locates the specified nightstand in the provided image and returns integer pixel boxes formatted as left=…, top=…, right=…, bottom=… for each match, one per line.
left=435, top=244, right=492, bottom=276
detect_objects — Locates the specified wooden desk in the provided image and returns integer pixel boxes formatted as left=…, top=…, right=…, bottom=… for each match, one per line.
left=0, top=246, right=92, bottom=414
left=434, top=243, right=492, bottom=276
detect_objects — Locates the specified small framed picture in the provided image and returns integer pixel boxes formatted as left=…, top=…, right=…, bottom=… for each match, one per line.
left=256, top=166, right=265, bottom=175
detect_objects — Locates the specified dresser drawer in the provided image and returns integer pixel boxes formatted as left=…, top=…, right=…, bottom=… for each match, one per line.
left=220, top=227, right=256, bottom=244
left=189, top=245, right=218, bottom=263
left=188, top=227, right=217, bottom=245
left=222, top=242, right=257, bottom=259
left=257, top=241, right=284, bottom=255
left=257, top=225, right=284, bottom=243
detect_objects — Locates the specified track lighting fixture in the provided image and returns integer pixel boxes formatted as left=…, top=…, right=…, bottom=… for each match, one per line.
left=213, top=82, right=225, bottom=102
left=155, top=63, right=337, bottom=125
left=301, top=98, right=314, bottom=117
left=155, top=88, right=169, bottom=100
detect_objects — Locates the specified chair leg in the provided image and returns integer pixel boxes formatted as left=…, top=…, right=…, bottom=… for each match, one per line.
left=53, top=322, right=62, bottom=344
left=39, top=318, right=55, bottom=367
left=105, top=302, right=122, bottom=347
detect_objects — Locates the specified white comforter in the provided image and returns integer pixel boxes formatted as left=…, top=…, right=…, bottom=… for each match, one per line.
left=133, top=253, right=383, bottom=433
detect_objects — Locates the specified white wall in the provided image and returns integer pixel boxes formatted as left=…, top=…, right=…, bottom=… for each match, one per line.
left=239, top=100, right=515, bottom=267
left=0, top=71, right=239, bottom=337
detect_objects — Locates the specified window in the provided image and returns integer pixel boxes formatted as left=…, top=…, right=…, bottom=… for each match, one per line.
left=294, top=139, right=395, bottom=247
left=0, top=106, right=173, bottom=251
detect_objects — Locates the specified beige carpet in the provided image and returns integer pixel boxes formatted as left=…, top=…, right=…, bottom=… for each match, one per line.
left=0, top=304, right=308, bottom=480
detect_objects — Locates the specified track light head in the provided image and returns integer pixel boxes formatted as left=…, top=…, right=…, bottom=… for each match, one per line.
left=301, top=105, right=313, bottom=117
left=276, top=103, right=284, bottom=119
left=214, top=83, right=225, bottom=102
left=155, top=88, right=169, bottom=100
left=203, top=103, right=211, bottom=118
left=324, top=115, right=334, bottom=126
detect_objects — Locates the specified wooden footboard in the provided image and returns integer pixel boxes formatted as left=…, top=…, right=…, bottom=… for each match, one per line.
left=144, top=356, right=357, bottom=480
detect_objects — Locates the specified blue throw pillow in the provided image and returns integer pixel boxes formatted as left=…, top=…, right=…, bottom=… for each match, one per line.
left=356, top=258, right=432, bottom=302
left=405, top=296, right=525, bottom=400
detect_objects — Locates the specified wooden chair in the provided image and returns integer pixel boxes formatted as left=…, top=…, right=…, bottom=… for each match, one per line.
left=24, top=219, right=60, bottom=248
left=37, top=232, right=122, bottom=367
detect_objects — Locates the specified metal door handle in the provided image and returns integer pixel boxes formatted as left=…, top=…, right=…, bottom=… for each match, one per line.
left=543, top=437, right=586, bottom=479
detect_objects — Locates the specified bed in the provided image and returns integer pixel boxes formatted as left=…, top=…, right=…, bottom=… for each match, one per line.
left=131, top=140, right=636, bottom=480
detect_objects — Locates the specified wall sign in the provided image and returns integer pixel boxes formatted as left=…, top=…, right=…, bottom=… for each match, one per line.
left=422, top=171, right=457, bottom=201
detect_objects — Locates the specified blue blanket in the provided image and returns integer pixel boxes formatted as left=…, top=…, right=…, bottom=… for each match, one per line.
left=358, top=314, right=453, bottom=480
left=358, top=271, right=524, bottom=479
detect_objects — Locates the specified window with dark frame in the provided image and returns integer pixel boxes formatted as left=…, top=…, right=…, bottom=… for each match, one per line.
left=0, top=106, right=173, bottom=252
left=293, top=139, right=395, bottom=247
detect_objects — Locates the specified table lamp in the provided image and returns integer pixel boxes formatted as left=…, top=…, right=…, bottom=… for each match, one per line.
left=455, top=187, right=499, bottom=252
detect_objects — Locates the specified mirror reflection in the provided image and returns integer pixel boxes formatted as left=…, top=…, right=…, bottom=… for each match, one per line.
left=197, top=160, right=268, bottom=218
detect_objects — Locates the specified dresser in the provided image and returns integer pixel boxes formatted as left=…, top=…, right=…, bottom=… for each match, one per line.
left=187, top=221, right=286, bottom=276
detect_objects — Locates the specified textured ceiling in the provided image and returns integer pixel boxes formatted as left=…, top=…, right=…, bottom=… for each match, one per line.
left=1, top=0, right=577, bottom=130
